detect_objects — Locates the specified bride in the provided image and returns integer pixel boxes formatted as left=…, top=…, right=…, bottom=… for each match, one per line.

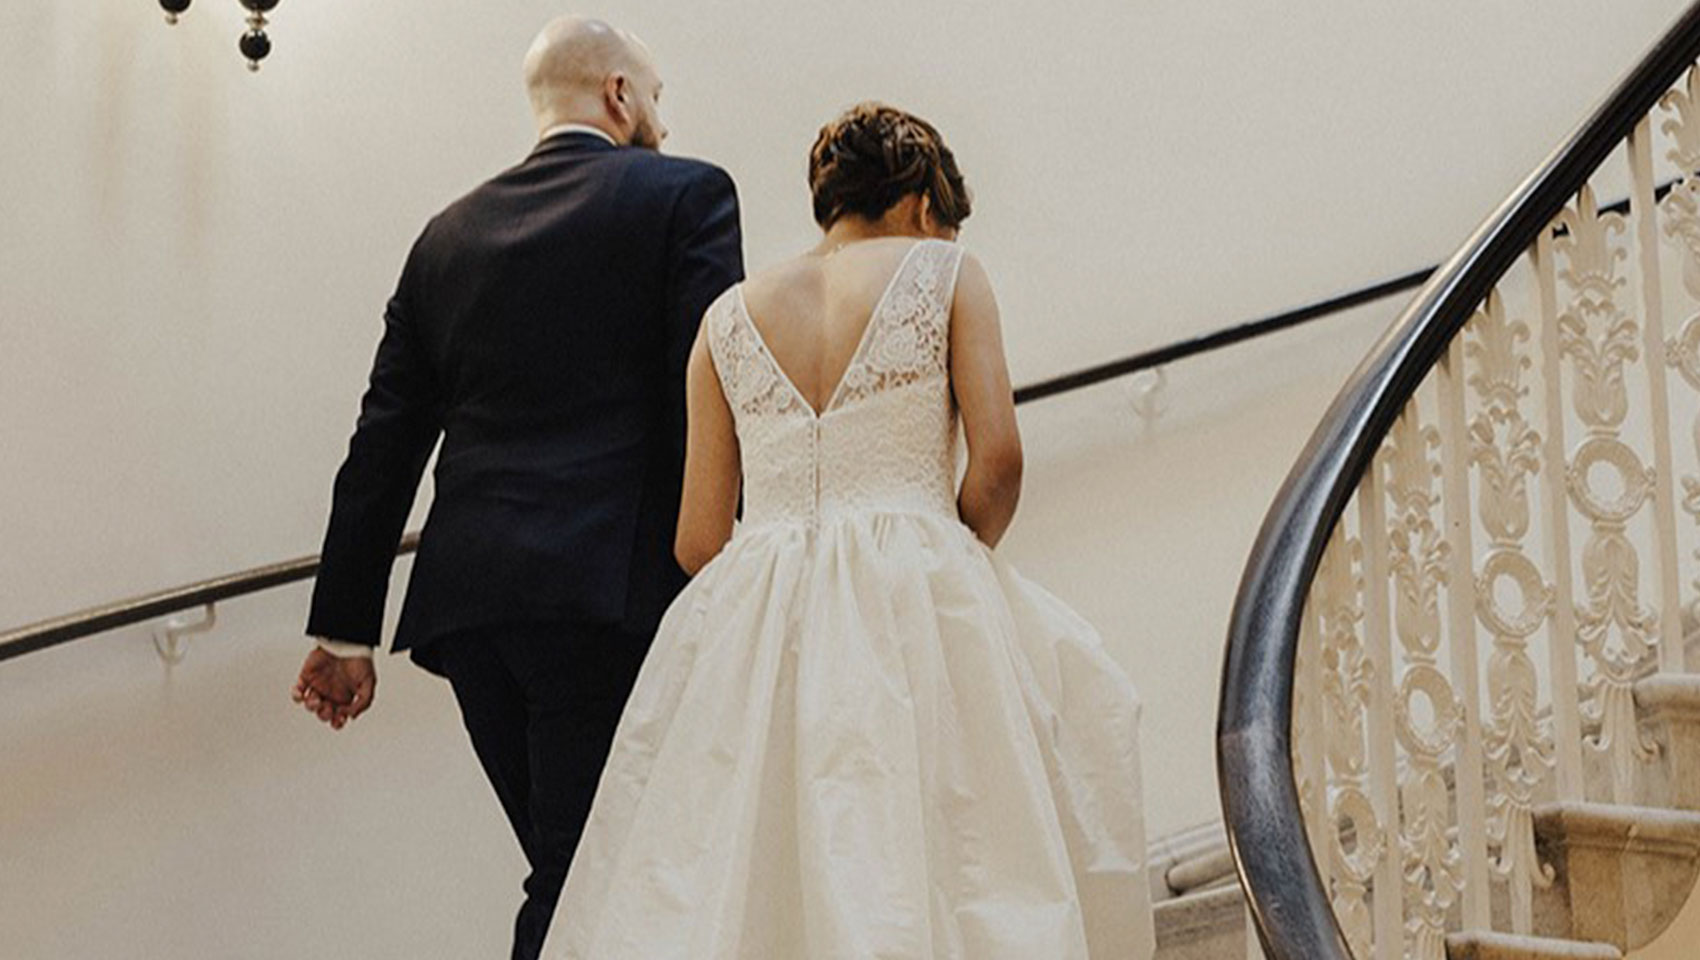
left=542, top=102, right=1153, bottom=960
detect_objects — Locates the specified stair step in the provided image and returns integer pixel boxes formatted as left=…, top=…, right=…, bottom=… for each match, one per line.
left=1635, top=673, right=1700, bottom=812
left=1533, top=801, right=1700, bottom=951
left=1138, top=670, right=1700, bottom=957
left=1445, top=931, right=1621, bottom=960
left=1154, top=883, right=1246, bottom=960
left=1166, top=844, right=1237, bottom=896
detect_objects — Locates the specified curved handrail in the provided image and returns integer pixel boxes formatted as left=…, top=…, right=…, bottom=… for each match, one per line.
left=1216, top=4, right=1700, bottom=958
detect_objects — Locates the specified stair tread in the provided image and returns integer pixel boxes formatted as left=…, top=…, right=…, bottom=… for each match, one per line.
left=1445, top=930, right=1622, bottom=960
left=1636, top=673, right=1700, bottom=714
left=1153, top=883, right=1245, bottom=946
left=1165, top=845, right=1237, bottom=894
left=1532, top=800, right=1700, bottom=846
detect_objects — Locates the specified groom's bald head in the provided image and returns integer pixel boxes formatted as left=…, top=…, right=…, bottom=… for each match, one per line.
left=523, top=16, right=667, bottom=148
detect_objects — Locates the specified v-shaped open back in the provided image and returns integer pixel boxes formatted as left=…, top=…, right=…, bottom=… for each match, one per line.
left=732, top=240, right=927, bottom=420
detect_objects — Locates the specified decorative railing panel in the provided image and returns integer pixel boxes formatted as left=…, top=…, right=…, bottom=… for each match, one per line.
left=1278, top=50, right=1700, bottom=959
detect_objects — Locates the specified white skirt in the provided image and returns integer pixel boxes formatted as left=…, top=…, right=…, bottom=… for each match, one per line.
left=541, top=511, right=1154, bottom=960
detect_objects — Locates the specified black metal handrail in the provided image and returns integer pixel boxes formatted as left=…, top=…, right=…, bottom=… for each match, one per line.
left=0, top=534, right=420, bottom=664
left=1011, top=269, right=1434, bottom=405
left=1215, top=4, right=1700, bottom=959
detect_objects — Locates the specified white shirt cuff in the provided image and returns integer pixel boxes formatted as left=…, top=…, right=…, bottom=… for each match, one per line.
left=314, top=637, right=376, bottom=659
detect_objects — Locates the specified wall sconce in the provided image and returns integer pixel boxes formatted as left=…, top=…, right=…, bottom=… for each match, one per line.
left=158, top=0, right=281, bottom=72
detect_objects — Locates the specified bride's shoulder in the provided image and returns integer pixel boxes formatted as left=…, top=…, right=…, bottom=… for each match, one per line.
left=943, top=247, right=999, bottom=338
left=739, top=255, right=817, bottom=301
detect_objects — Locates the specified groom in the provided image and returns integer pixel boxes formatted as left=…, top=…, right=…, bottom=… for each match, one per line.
left=291, top=16, right=742, bottom=959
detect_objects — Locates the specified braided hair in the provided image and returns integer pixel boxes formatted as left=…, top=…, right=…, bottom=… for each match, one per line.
left=808, top=102, right=972, bottom=230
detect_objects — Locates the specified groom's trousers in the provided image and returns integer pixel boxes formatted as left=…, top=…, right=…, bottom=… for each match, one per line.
left=419, top=619, right=650, bottom=960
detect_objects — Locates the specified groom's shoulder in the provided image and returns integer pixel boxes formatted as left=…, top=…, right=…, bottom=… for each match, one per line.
left=423, top=151, right=733, bottom=235
left=618, top=150, right=737, bottom=197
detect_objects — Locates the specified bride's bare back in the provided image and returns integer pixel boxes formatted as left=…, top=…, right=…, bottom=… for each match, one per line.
left=737, top=236, right=925, bottom=415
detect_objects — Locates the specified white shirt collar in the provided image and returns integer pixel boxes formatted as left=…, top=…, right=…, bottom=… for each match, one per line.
left=539, top=123, right=619, bottom=147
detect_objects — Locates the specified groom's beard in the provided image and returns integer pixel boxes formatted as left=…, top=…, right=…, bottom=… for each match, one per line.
left=630, top=116, right=663, bottom=151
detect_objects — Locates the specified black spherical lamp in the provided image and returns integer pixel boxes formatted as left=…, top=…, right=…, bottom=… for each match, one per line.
left=156, top=0, right=285, bottom=71
left=239, top=30, right=272, bottom=70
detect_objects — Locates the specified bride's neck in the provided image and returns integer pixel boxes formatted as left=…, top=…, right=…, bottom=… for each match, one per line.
left=814, top=217, right=926, bottom=257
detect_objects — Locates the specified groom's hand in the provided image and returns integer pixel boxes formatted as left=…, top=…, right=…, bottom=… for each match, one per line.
left=291, top=648, right=376, bottom=731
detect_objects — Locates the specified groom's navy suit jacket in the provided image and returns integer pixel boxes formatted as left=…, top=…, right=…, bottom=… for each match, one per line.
left=306, top=132, right=744, bottom=654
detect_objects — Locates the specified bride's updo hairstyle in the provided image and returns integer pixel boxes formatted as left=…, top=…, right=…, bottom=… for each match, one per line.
left=808, top=102, right=972, bottom=231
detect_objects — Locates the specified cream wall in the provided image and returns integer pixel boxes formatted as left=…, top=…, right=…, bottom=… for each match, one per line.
left=0, top=1, right=1691, bottom=956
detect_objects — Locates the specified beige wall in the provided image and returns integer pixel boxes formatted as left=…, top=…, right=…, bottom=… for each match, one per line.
left=0, top=1, right=1691, bottom=955
left=1002, top=298, right=1389, bottom=835
left=1631, top=880, right=1700, bottom=960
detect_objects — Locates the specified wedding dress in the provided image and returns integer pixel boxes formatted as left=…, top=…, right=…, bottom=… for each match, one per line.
left=541, top=239, right=1154, bottom=960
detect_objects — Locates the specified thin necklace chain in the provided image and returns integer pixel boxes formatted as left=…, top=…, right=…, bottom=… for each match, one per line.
left=818, top=234, right=891, bottom=259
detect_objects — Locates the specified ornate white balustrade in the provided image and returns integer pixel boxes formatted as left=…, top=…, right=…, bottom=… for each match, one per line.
left=1290, top=65, right=1700, bottom=960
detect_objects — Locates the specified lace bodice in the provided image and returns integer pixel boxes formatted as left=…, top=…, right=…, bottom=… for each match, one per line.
left=705, top=239, right=967, bottom=532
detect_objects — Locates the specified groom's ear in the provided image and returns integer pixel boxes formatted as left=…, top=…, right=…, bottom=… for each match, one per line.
left=604, top=73, right=632, bottom=128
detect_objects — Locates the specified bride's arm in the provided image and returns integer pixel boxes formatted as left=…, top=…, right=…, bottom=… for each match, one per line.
left=676, top=326, right=742, bottom=575
left=949, top=253, right=1024, bottom=549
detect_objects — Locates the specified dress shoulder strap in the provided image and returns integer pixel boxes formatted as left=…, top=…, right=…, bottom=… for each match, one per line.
left=919, top=239, right=967, bottom=320
left=829, top=240, right=966, bottom=408
left=704, top=285, right=812, bottom=420
left=702, top=286, right=741, bottom=399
